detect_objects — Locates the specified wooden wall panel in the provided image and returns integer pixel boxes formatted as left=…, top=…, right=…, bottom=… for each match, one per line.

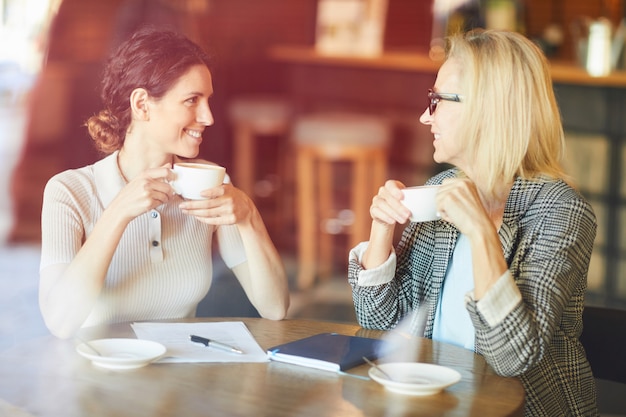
left=384, top=0, right=433, bottom=50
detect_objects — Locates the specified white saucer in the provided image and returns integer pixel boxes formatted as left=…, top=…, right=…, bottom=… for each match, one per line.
left=76, top=338, right=166, bottom=370
left=369, top=362, right=461, bottom=396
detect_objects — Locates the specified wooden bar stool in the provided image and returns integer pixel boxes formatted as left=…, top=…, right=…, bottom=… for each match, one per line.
left=228, top=95, right=292, bottom=197
left=292, top=112, right=391, bottom=290
left=228, top=96, right=293, bottom=244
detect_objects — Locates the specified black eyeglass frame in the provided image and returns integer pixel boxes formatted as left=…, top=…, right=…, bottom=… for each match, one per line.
left=428, top=89, right=462, bottom=115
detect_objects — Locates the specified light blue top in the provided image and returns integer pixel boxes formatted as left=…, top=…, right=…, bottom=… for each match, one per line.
left=432, top=233, right=475, bottom=351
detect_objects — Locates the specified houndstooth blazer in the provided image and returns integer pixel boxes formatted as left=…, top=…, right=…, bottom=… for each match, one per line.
left=348, top=168, right=599, bottom=417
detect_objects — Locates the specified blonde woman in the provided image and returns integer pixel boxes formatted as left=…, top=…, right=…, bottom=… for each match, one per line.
left=349, top=29, right=597, bottom=416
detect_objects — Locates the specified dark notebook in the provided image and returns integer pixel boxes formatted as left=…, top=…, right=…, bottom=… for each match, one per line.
left=266, top=333, right=386, bottom=373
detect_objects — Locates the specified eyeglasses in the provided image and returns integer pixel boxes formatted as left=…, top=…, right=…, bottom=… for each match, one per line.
left=428, top=89, right=462, bottom=115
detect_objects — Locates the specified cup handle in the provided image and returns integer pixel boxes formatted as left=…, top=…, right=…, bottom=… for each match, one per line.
left=168, top=177, right=181, bottom=195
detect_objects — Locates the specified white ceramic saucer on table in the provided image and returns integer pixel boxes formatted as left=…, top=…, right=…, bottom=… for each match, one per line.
left=369, top=362, right=461, bottom=396
left=76, top=338, right=166, bottom=370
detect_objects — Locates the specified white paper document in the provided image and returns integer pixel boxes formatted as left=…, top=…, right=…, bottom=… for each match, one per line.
left=131, top=321, right=268, bottom=363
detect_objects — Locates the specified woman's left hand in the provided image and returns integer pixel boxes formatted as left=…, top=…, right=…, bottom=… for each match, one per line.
left=178, top=183, right=254, bottom=225
left=436, top=178, right=494, bottom=238
left=437, top=177, right=509, bottom=299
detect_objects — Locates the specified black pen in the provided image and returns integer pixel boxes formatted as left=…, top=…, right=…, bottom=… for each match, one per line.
left=189, top=334, right=244, bottom=354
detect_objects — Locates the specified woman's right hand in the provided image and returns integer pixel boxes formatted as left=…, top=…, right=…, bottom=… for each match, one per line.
left=362, top=180, right=408, bottom=269
left=370, top=180, right=411, bottom=227
left=109, top=165, right=175, bottom=222
left=39, top=164, right=176, bottom=338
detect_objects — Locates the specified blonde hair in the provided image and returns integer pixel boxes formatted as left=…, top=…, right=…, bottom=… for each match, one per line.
left=447, top=29, right=567, bottom=195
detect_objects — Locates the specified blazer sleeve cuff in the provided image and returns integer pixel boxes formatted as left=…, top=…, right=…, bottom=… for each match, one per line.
left=349, top=242, right=397, bottom=286
left=471, top=270, right=522, bottom=327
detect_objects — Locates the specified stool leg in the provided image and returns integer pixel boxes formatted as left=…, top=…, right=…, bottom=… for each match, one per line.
left=351, top=155, right=370, bottom=250
left=234, top=124, right=254, bottom=197
left=359, top=152, right=387, bottom=249
left=319, top=158, right=333, bottom=279
left=276, top=137, right=295, bottom=249
left=297, top=149, right=317, bottom=290
left=372, top=153, right=388, bottom=212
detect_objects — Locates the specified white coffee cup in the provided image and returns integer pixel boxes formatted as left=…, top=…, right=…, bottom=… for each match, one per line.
left=401, top=185, right=442, bottom=222
left=171, top=163, right=226, bottom=200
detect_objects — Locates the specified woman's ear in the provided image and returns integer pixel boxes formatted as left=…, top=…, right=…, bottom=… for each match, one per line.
left=129, top=88, right=150, bottom=121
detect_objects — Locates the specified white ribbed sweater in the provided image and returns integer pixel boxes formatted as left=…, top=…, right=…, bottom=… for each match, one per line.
left=40, top=152, right=246, bottom=328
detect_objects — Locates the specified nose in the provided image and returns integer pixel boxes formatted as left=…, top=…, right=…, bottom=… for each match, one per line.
left=197, top=101, right=214, bottom=126
left=419, top=107, right=432, bottom=125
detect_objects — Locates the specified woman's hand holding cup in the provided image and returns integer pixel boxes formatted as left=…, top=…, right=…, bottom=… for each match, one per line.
left=171, top=162, right=226, bottom=200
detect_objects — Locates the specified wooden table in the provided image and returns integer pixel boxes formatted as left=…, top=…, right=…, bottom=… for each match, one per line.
left=0, top=318, right=524, bottom=416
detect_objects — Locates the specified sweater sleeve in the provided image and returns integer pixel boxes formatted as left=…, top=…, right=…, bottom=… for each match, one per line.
left=216, top=224, right=247, bottom=269
left=214, top=172, right=248, bottom=269
left=40, top=172, right=93, bottom=270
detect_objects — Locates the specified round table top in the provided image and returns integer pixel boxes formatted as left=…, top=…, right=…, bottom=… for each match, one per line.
left=0, top=317, right=524, bottom=417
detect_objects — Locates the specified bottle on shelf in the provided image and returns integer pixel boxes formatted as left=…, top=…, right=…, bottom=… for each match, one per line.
left=483, top=0, right=524, bottom=33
